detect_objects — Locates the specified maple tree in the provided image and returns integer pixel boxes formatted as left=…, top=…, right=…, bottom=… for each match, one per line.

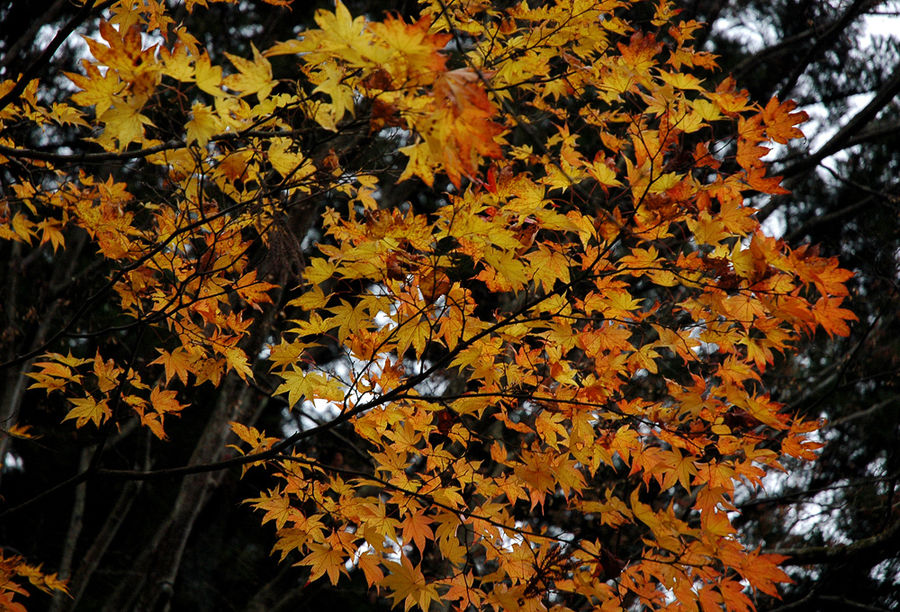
left=686, top=3, right=900, bottom=609
left=0, top=0, right=859, bottom=610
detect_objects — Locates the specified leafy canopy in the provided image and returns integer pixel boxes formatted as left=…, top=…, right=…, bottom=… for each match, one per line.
left=0, top=0, right=856, bottom=609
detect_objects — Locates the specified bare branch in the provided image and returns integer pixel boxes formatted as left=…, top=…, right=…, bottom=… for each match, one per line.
left=0, top=0, right=70, bottom=74
left=767, top=518, right=900, bottom=565
left=733, top=28, right=817, bottom=81
left=775, top=0, right=869, bottom=101
left=780, top=62, right=900, bottom=180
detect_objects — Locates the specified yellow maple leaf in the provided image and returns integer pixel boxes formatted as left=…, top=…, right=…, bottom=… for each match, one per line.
left=159, top=42, right=194, bottom=82
left=268, top=137, right=314, bottom=178
left=312, top=0, right=367, bottom=48
left=92, top=351, right=122, bottom=393
left=249, top=489, right=295, bottom=530
left=312, top=62, right=355, bottom=127
left=193, top=52, right=223, bottom=97
left=185, top=102, right=223, bottom=147
left=302, top=541, right=348, bottom=586
left=526, top=245, right=571, bottom=292
left=356, top=551, right=385, bottom=587
left=400, top=511, right=434, bottom=554
left=66, top=61, right=123, bottom=118
left=149, top=348, right=193, bottom=385
left=3, top=424, right=39, bottom=440
left=37, top=219, right=65, bottom=252
left=380, top=555, right=440, bottom=612
left=274, top=368, right=345, bottom=408
left=224, top=43, right=274, bottom=100
left=222, top=346, right=254, bottom=381
left=150, top=386, right=186, bottom=415
left=98, top=104, right=155, bottom=150
left=63, top=396, right=111, bottom=428
left=397, top=140, right=436, bottom=186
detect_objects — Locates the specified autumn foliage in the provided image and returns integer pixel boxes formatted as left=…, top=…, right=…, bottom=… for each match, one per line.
left=0, top=0, right=857, bottom=610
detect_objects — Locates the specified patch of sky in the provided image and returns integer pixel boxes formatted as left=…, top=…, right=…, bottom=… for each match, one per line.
left=869, top=556, right=900, bottom=592
left=497, top=520, right=527, bottom=552
left=3, top=452, right=24, bottom=472
left=688, top=319, right=719, bottom=357
left=345, top=539, right=373, bottom=572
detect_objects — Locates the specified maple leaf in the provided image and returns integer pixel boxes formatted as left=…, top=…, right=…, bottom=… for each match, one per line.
left=37, top=219, right=66, bottom=252
left=93, top=351, right=122, bottom=392
left=369, top=15, right=450, bottom=74
left=159, top=42, right=194, bottom=82
left=2, top=424, right=39, bottom=440
left=229, top=421, right=278, bottom=454
left=99, top=104, right=155, bottom=150
left=301, top=532, right=352, bottom=585
left=249, top=489, right=295, bottom=530
left=224, top=43, right=275, bottom=100
left=526, top=244, right=571, bottom=292
left=185, top=102, right=223, bottom=147
left=274, top=367, right=345, bottom=408
left=401, top=511, right=434, bottom=555
left=761, top=96, right=808, bottom=144
left=311, top=62, right=356, bottom=128
left=356, top=551, right=385, bottom=587
left=397, top=141, right=436, bottom=186
left=221, top=346, right=254, bottom=381
left=64, top=59, right=125, bottom=117
left=381, top=556, right=440, bottom=612
left=428, top=68, right=505, bottom=187
left=63, top=396, right=111, bottom=429
left=149, top=348, right=193, bottom=385
left=194, top=52, right=224, bottom=96
left=150, top=386, right=186, bottom=415
left=268, top=137, right=314, bottom=178
left=235, top=269, right=277, bottom=309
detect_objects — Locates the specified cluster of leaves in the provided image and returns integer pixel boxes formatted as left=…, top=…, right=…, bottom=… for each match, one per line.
left=0, top=553, right=66, bottom=612
left=678, top=2, right=900, bottom=608
left=0, top=0, right=857, bottom=609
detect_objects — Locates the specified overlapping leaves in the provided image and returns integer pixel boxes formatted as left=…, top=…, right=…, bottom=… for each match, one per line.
left=0, top=0, right=856, bottom=609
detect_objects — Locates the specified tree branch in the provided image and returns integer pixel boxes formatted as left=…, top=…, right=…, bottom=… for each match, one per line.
left=0, top=285, right=557, bottom=520
left=780, top=61, right=900, bottom=181
left=732, top=28, right=817, bottom=81
left=0, top=0, right=113, bottom=111
left=784, top=194, right=875, bottom=242
left=775, top=0, right=869, bottom=101
left=0, top=0, right=70, bottom=75
left=0, top=128, right=310, bottom=164
left=764, top=594, right=891, bottom=612
left=738, top=471, right=900, bottom=511
left=756, top=61, right=900, bottom=224
left=767, top=518, right=900, bottom=565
